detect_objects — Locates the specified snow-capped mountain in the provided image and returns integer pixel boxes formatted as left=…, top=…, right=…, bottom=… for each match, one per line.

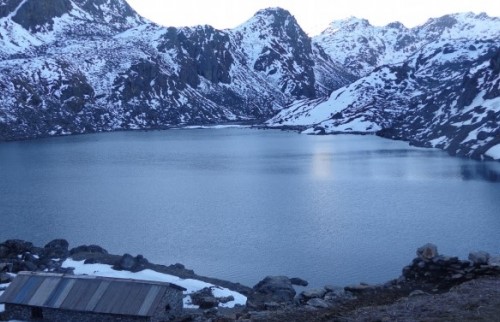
left=269, top=13, right=500, bottom=160
left=0, top=1, right=352, bottom=140
left=0, top=1, right=498, bottom=161
left=314, top=13, right=499, bottom=78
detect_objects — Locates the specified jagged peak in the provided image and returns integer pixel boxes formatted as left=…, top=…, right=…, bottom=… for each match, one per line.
left=320, top=16, right=372, bottom=35
left=235, top=7, right=302, bottom=32
left=420, top=12, right=498, bottom=29
left=385, top=21, right=407, bottom=30
left=254, top=7, right=293, bottom=19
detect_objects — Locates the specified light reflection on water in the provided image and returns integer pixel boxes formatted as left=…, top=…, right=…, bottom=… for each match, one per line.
left=0, top=129, right=499, bottom=288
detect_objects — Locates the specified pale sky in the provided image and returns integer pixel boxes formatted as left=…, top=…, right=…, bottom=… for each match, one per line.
left=125, top=0, right=500, bottom=35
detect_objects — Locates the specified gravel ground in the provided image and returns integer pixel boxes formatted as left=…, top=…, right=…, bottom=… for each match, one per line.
left=246, top=276, right=500, bottom=322
left=336, top=276, right=500, bottom=322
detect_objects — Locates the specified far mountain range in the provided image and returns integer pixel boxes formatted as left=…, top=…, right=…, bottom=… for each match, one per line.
left=0, top=0, right=498, bottom=160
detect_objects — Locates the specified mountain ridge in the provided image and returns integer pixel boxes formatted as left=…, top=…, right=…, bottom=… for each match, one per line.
left=0, top=0, right=498, bottom=160
left=0, top=1, right=352, bottom=139
left=270, top=11, right=500, bottom=160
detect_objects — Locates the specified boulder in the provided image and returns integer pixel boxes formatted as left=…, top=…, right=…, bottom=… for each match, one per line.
left=44, top=239, right=69, bottom=250
left=301, top=288, right=327, bottom=299
left=247, top=276, right=296, bottom=309
left=468, top=251, right=490, bottom=265
left=43, top=239, right=69, bottom=259
left=217, top=295, right=235, bottom=304
left=3, top=240, right=33, bottom=255
left=70, top=244, right=108, bottom=255
left=197, top=297, right=219, bottom=309
left=417, top=243, right=438, bottom=261
left=113, top=253, right=149, bottom=272
left=190, top=287, right=219, bottom=309
left=345, top=284, right=377, bottom=294
left=488, top=256, right=500, bottom=267
left=114, top=253, right=135, bottom=271
left=290, top=277, right=308, bottom=286
left=306, top=298, right=330, bottom=308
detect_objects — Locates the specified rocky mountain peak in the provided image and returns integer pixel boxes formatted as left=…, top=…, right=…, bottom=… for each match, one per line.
left=72, top=0, right=142, bottom=25
left=239, top=7, right=305, bottom=40
left=322, top=17, right=372, bottom=35
left=385, top=21, right=406, bottom=30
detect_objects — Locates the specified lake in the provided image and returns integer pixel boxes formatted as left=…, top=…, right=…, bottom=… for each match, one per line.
left=0, top=128, right=499, bottom=288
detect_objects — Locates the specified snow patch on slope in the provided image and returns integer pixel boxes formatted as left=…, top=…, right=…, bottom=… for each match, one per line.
left=61, top=259, right=247, bottom=309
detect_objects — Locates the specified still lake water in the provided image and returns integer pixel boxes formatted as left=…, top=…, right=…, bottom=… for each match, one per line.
left=0, top=128, right=499, bottom=288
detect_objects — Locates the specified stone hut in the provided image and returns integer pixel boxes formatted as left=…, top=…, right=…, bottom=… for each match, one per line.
left=0, top=271, right=185, bottom=322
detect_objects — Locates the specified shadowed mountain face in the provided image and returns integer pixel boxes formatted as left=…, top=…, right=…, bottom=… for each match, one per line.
left=0, top=2, right=352, bottom=140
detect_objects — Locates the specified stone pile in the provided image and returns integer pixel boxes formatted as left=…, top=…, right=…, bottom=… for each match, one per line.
left=0, top=239, right=107, bottom=275
left=189, top=287, right=235, bottom=309
left=295, top=285, right=355, bottom=309
left=246, top=275, right=356, bottom=312
left=402, top=243, right=500, bottom=286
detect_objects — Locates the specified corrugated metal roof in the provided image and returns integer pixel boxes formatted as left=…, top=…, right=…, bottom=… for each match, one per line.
left=0, top=272, right=185, bottom=317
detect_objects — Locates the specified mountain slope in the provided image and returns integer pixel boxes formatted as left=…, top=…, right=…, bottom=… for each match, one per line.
left=0, top=1, right=353, bottom=140
left=269, top=13, right=500, bottom=160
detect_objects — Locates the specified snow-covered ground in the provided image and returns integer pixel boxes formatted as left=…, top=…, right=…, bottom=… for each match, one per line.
left=486, top=144, right=500, bottom=160
left=61, top=259, right=246, bottom=308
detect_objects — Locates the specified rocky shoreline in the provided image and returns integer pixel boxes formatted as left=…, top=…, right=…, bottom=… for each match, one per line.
left=1, top=240, right=499, bottom=321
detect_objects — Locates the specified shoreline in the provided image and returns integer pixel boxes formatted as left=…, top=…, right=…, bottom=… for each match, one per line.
left=1, top=239, right=500, bottom=321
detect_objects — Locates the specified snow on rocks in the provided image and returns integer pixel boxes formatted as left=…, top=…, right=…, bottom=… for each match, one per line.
left=61, top=258, right=246, bottom=309
left=486, top=144, right=500, bottom=160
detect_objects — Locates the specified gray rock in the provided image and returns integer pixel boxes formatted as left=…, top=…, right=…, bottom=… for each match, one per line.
left=324, top=285, right=339, bottom=292
left=247, top=276, right=296, bottom=310
left=113, top=253, right=148, bottom=272
left=306, top=298, right=330, bottom=308
left=324, top=289, right=356, bottom=303
left=488, top=256, right=500, bottom=267
left=409, top=290, right=427, bottom=297
left=417, top=243, right=438, bottom=261
left=290, top=277, right=308, bottom=286
left=345, top=284, right=377, bottom=293
left=190, top=287, right=220, bottom=309
left=3, top=240, right=33, bottom=255
left=196, top=296, right=219, bottom=309
left=264, top=301, right=281, bottom=310
left=217, top=295, right=234, bottom=304
left=70, top=244, right=108, bottom=255
left=43, top=239, right=69, bottom=259
left=468, top=251, right=490, bottom=265
left=301, top=288, right=327, bottom=299
left=114, top=253, right=135, bottom=271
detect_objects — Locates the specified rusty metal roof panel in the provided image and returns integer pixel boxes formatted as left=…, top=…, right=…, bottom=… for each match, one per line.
left=0, top=271, right=185, bottom=317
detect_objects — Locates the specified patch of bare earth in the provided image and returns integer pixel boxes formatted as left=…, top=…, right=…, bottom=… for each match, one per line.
left=334, top=276, right=500, bottom=322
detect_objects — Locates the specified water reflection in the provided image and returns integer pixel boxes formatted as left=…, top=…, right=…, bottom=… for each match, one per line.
left=461, top=163, right=500, bottom=182
left=311, top=143, right=333, bottom=179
